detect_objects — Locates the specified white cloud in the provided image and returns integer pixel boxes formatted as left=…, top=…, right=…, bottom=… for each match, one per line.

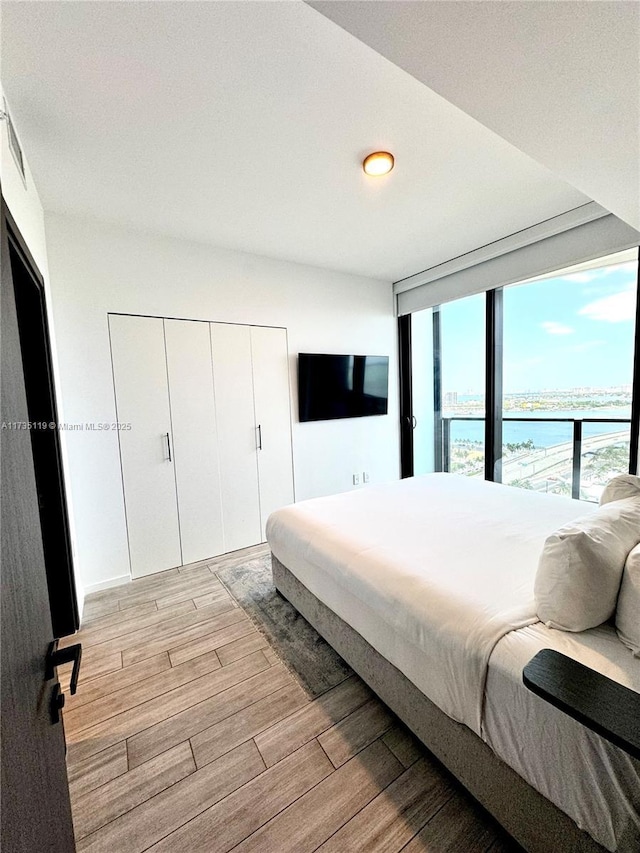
left=541, top=321, right=574, bottom=335
left=579, top=286, right=636, bottom=323
left=560, top=261, right=637, bottom=286
left=559, top=270, right=601, bottom=284
left=612, top=262, right=638, bottom=276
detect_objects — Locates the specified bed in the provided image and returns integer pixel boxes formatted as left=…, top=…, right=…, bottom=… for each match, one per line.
left=266, top=473, right=640, bottom=853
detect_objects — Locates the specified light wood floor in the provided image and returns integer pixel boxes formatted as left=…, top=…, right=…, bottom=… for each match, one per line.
left=59, top=544, right=521, bottom=853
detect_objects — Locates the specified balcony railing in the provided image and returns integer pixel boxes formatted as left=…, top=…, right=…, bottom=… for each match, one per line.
left=441, top=416, right=632, bottom=501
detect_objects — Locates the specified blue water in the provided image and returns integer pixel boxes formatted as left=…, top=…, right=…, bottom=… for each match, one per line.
left=448, top=408, right=631, bottom=448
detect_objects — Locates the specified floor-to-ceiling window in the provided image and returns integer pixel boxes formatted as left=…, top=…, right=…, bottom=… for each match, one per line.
left=437, top=293, right=486, bottom=476
left=411, top=295, right=486, bottom=476
left=502, top=251, right=638, bottom=499
left=410, top=308, right=435, bottom=476
left=403, top=247, right=640, bottom=501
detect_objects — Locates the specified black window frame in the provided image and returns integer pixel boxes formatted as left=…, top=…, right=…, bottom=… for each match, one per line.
left=400, top=248, right=640, bottom=488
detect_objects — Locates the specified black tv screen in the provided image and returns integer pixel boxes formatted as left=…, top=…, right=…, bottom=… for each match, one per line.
left=298, top=353, right=389, bottom=422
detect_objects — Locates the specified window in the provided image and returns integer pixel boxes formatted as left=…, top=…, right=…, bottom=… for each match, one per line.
left=410, top=308, right=435, bottom=476
left=403, top=247, right=640, bottom=500
left=502, top=253, right=637, bottom=499
left=437, top=294, right=486, bottom=477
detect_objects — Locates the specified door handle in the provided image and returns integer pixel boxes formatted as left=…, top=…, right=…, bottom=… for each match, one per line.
left=411, top=416, right=417, bottom=429
left=257, top=424, right=262, bottom=451
left=165, top=432, right=172, bottom=462
left=46, top=639, right=82, bottom=695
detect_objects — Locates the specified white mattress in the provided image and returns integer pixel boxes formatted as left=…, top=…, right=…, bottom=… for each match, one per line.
left=266, top=473, right=640, bottom=851
left=267, top=473, right=592, bottom=734
left=484, top=623, right=640, bottom=852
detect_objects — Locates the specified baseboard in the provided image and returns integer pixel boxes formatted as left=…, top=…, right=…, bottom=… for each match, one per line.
left=74, top=578, right=86, bottom=623
left=83, top=573, right=131, bottom=595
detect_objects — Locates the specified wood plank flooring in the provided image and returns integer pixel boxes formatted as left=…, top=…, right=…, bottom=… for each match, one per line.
left=62, top=544, right=521, bottom=853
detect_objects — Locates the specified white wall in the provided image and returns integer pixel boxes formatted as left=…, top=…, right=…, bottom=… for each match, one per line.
left=44, top=213, right=399, bottom=592
left=1, top=86, right=84, bottom=611
left=1, top=87, right=49, bottom=282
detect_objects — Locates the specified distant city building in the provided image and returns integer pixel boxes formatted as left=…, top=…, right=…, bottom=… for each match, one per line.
left=444, top=391, right=458, bottom=407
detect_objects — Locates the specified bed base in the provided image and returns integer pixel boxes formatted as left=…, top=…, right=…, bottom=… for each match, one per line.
left=272, top=555, right=607, bottom=853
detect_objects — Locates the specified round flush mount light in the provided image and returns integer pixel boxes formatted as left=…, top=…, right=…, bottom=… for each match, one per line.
left=363, top=151, right=394, bottom=177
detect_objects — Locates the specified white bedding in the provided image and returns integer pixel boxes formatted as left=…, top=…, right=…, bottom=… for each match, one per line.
left=266, top=473, right=640, bottom=850
left=266, top=473, right=593, bottom=735
left=484, top=623, right=640, bottom=852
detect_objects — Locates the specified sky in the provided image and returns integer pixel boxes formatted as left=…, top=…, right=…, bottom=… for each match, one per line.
left=439, top=255, right=638, bottom=395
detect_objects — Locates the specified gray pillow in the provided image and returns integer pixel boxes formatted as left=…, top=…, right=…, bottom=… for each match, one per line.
left=535, top=496, right=640, bottom=632
left=616, top=543, right=640, bottom=656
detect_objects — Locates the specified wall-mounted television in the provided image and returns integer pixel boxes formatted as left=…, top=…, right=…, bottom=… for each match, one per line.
left=298, top=353, right=389, bottom=422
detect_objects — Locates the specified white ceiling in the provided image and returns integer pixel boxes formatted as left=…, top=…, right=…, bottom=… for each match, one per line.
left=310, top=0, right=640, bottom=232
left=1, top=1, right=589, bottom=282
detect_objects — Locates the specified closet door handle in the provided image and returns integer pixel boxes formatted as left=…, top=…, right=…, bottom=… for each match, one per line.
left=165, top=432, right=172, bottom=462
left=257, top=424, right=262, bottom=451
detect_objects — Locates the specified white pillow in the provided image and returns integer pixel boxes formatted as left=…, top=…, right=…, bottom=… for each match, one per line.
left=616, top=543, right=640, bottom=656
left=534, top=496, right=640, bottom=632
left=600, top=473, right=640, bottom=505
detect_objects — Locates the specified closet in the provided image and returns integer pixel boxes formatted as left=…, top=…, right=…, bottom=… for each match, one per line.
left=109, top=314, right=294, bottom=577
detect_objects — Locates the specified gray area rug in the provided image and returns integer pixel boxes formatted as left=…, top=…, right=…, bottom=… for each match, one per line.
left=215, top=554, right=353, bottom=698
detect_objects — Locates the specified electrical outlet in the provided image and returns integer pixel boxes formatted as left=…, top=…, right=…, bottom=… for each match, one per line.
left=352, top=473, right=360, bottom=486
left=363, top=472, right=370, bottom=483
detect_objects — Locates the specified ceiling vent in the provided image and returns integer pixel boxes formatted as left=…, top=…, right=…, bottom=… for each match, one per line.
left=2, top=100, right=26, bottom=186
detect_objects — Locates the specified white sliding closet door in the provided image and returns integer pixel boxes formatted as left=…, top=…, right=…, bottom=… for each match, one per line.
left=164, top=319, right=224, bottom=564
left=210, top=323, right=261, bottom=552
left=109, top=314, right=182, bottom=577
left=250, top=326, right=294, bottom=537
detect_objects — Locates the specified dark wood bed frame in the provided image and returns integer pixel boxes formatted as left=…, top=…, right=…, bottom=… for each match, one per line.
left=272, top=554, right=637, bottom=853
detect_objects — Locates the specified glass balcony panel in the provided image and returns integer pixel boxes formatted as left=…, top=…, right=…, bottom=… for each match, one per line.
left=501, top=419, right=573, bottom=496
left=448, top=418, right=485, bottom=478
left=580, top=422, right=632, bottom=502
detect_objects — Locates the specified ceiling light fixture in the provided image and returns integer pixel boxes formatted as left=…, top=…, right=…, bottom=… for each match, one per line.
left=363, top=151, right=394, bottom=177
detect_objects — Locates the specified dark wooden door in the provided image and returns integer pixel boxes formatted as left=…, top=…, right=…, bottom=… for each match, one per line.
left=8, top=209, right=78, bottom=638
left=1, top=204, right=76, bottom=851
